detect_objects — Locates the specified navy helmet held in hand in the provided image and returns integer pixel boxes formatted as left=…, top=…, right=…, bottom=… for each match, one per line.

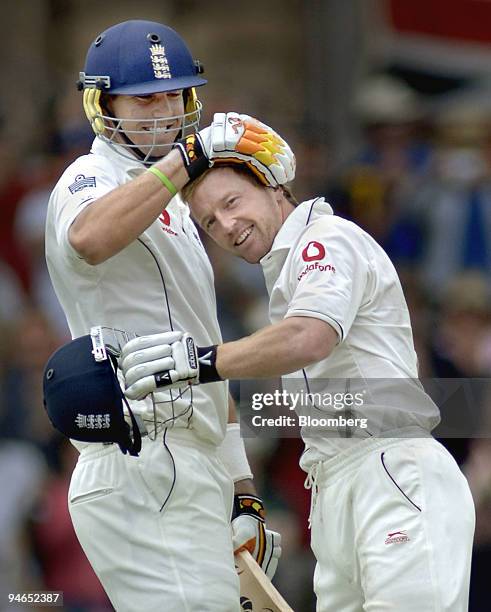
left=43, top=327, right=142, bottom=456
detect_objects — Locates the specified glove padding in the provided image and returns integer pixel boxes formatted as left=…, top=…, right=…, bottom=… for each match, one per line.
left=174, top=112, right=296, bottom=186
left=121, top=331, right=199, bottom=400
left=232, top=494, right=281, bottom=580
left=203, top=112, right=296, bottom=187
left=120, top=331, right=221, bottom=400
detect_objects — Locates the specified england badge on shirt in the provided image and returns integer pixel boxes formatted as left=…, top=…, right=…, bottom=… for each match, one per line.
left=68, top=174, right=97, bottom=194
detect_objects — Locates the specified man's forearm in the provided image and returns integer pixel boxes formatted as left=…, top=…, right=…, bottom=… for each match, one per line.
left=215, top=316, right=338, bottom=380
left=69, top=150, right=189, bottom=264
left=121, top=318, right=338, bottom=401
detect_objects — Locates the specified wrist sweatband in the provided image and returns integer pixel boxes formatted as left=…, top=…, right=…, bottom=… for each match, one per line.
left=173, top=134, right=210, bottom=181
left=217, top=423, right=253, bottom=483
left=232, top=494, right=265, bottom=521
left=147, top=166, right=178, bottom=197
left=197, top=345, right=222, bottom=383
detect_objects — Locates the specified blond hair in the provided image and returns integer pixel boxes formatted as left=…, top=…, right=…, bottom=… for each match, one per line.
left=181, top=163, right=297, bottom=207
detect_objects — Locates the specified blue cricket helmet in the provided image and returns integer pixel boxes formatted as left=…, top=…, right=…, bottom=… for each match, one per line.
left=81, top=20, right=206, bottom=95
left=77, top=19, right=206, bottom=163
left=43, top=331, right=142, bottom=456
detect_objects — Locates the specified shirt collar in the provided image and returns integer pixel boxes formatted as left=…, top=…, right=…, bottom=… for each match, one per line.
left=270, top=197, right=333, bottom=253
left=259, top=197, right=333, bottom=292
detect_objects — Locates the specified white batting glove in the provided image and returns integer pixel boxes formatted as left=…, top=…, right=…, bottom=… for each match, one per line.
left=232, top=494, right=282, bottom=580
left=120, top=331, right=198, bottom=400
left=204, top=112, right=296, bottom=186
left=120, top=331, right=222, bottom=400
left=174, top=112, right=296, bottom=187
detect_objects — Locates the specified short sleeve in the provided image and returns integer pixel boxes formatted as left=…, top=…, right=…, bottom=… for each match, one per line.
left=49, top=155, right=122, bottom=260
left=285, top=218, right=369, bottom=342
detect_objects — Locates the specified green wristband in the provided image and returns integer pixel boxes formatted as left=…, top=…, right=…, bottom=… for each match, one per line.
left=148, top=166, right=178, bottom=197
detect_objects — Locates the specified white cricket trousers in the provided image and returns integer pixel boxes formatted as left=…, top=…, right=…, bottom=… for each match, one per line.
left=309, top=437, right=475, bottom=612
left=68, top=429, right=241, bottom=612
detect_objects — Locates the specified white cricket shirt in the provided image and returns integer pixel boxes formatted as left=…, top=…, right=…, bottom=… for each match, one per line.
left=260, top=198, right=440, bottom=466
left=46, top=138, right=228, bottom=448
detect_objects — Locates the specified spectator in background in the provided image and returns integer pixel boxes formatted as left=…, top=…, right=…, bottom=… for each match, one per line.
left=0, top=260, right=27, bottom=328
left=14, top=157, right=71, bottom=339
left=0, top=440, right=46, bottom=611
left=412, top=101, right=491, bottom=297
left=429, top=273, right=491, bottom=466
left=0, top=129, right=30, bottom=290
left=0, top=308, right=61, bottom=457
left=431, top=272, right=491, bottom=378
left=328, top=74, right=431, bottom=267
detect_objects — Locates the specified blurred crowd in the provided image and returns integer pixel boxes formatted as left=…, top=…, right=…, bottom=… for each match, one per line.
left=1, top=73, right=491, bottom=611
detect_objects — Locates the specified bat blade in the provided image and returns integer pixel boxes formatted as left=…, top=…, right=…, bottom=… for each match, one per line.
left=236, top=550, right=294, bottom=612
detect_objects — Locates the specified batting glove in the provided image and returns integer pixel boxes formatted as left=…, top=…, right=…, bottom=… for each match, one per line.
left=173, top=112, right=296, bottom=186
left=172, top=131, right=210, bottom=181
left=120, top=331, right=221, bottom=401
left=232, top=494, right=282, bottom=580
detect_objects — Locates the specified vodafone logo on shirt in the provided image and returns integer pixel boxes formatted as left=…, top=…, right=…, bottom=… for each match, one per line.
left=158, top=210, right=177, bottom=236
left=302, top=241, right=325, bottom=262
left=298, top=240, right=335, bottom=281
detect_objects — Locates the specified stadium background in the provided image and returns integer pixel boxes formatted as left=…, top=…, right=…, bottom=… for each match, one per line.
left=1, top=1, right=490, bottom=609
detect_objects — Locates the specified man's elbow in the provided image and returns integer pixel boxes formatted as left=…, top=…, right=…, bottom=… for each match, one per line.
left=69, top=225, right=106, bottom=265
left=290, top=318, right=338, bottom=366
left=306, top=339, right=335, bottom=364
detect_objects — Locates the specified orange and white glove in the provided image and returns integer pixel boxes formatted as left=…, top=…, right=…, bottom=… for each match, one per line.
left=174, top=112, right=296, bottom=186
left=206, top=112, right=296, bottom=186
left=231, top=494, right=282, bottom=580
